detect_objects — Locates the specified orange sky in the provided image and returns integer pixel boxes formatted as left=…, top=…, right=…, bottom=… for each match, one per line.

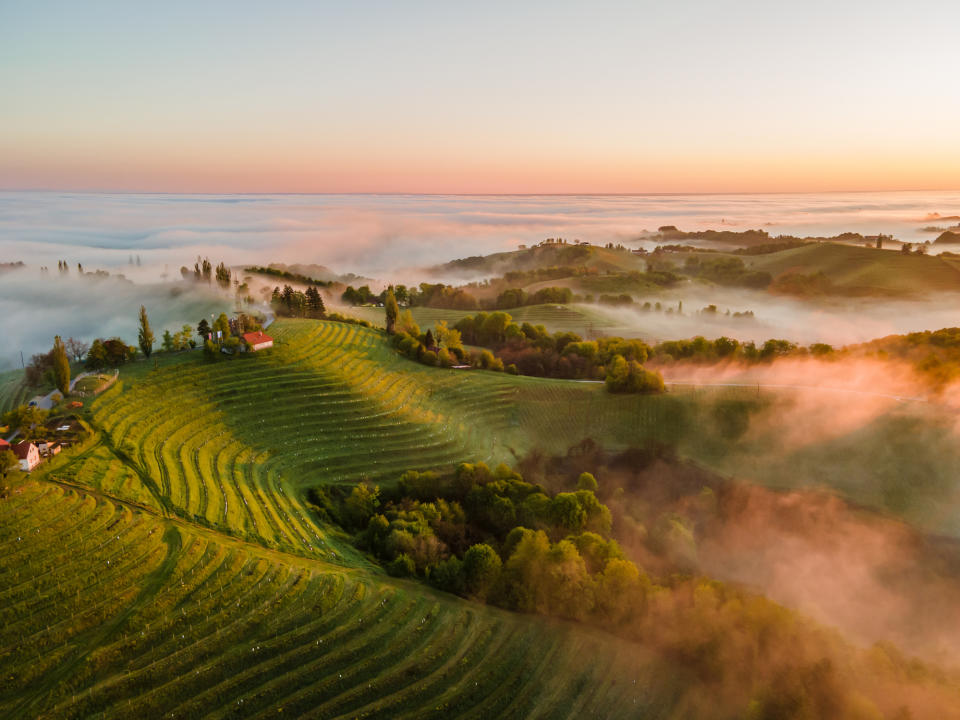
left=2, top=1, right=959, bottom=193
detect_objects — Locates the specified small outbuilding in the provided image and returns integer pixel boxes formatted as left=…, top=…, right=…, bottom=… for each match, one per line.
left=242, top=331, right=274, bottom=352
left=13, top=441, right=40, bottom=472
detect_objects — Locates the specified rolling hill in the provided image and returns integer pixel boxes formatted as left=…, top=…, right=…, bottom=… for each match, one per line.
left=742, top=242, right=960, bottom=295
left=2, top=320, right=700, bottom=717
left=8, top=318, right=960, bottom=717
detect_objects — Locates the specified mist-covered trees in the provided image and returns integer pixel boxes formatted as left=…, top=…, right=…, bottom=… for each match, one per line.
left=137, top=306, right=154, bottom=358
left=214, top=262, right=231, bottom=288
left=51, top=336, right=70, bottom=395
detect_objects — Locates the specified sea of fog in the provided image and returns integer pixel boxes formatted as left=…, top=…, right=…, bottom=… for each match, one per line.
left=3, top=190, right=960, bottom=368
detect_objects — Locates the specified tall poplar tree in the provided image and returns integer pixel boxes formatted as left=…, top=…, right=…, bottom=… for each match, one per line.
left=384, top=288, right=400, bottom=334
left=138, top=305, right=155, bottom=358
left=51, top=335, right=70, bottom=395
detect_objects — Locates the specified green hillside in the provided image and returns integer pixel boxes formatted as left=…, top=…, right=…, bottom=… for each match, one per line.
left=0, top=480, right=664, bottom=719
left=8, top=317, right=960, bottom=717
left=742, top=242, right=960, bottom=295
left=2, top=319, right=700, bottom=717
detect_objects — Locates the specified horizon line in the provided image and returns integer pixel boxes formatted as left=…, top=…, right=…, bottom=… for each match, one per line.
left=2, top=187, right=960, bottom=198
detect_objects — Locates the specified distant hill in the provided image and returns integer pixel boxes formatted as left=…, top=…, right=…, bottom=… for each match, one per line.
left=430, top=242, right=645, bottom=278
left=267, top=262, right=338, bottom=281
left=737, top=242, right=960, bottom=296
left=934, top=231, right=960, bottom=244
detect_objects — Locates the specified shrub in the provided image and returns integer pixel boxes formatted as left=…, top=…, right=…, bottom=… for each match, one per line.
left=387, top=553, right=416, bottom=577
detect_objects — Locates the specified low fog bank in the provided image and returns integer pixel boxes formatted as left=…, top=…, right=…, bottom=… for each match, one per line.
left=0, top=268, right=232, bottom=369
left=5, top=191, right=960, bottom=278
left=583, top=285, right=960, bottom=346
left=576, top=352, right=960, bottom=663
left=697, top=484, right=960, bottom=664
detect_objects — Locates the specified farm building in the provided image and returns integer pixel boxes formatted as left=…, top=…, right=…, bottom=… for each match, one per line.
left=13, top=441, right=40, bottom=471
left=243, top=331, right=274, bottom=351
left=36, top=440, right=61, bottom=457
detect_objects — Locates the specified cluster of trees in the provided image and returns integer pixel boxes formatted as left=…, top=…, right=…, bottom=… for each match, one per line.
left=311, top=462, right=641, bottom=622
left=493, top=286, right=572, bottom=309
left=2, top=404, right=50, bottom=442
left=682, top=256, right=773, bottom=289
left=597, top=293, right=634, bottom=306
left=386, top=290, right=468, bottom=368
left=198, top=312, right=261, bottom=357
left=271, top=285, right=326, bottom=318
left=177, top=257, right=233, bottom=288
left=161, top=325, right=198, bottom=352
left=605, top=355, right=665, bottom=393
left=340, top=284, right=381, bottom=306
left=343, top=282, right=479, bottom=311
left=450, top=311, right=663, bottom=390
left=86, top=338, right=138, bottom=369
left=23, top=337, right=87, bottom=388
left=768, top=270, right=835, bottom=296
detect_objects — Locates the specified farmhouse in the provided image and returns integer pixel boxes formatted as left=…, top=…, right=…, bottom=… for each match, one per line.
left=12, top=441, right=40, bottom=472
left=243, top=331, right=274, bottom=352
left=0, top=438, right=9, bottom=453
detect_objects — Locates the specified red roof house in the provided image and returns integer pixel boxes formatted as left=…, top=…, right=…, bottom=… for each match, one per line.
left=12, top=441, right=40, bottom=471
left=242, top=331, right=274, bottom=352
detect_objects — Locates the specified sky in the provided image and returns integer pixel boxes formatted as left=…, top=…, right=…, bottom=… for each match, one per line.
left=1, top=0, right=959, bottom=194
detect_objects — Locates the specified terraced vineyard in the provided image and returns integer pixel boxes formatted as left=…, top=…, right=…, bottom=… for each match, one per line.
left=80, top=320, right=703, bottom=557
left=0, top=480, right=672, bottom=719
left=0, top=318, right=759, bottom=717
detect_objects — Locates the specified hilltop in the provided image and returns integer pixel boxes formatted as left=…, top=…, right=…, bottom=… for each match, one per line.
left=429, top=241, right=645, bottom=278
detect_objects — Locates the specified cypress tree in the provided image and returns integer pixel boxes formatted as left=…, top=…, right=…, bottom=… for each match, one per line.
left=138, top=305, right=155, bottom=358
left=51, top=335, right=70, bottom=395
